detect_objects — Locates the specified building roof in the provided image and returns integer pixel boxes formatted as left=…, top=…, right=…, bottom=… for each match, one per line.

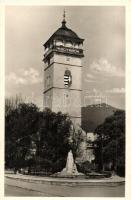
left=44, top=17, right=84, bottom=47
left=53, top=21, right=80, bottom=39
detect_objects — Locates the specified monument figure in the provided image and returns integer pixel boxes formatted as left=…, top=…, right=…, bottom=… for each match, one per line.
left=65, top=150, right=79, bottom=175
left=52, top=150, right=85, bottom=177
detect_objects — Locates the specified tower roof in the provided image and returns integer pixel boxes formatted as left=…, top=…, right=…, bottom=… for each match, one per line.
left=44, top=11, right=84, bottom=48
left=52, top=25, right=80, bottom=39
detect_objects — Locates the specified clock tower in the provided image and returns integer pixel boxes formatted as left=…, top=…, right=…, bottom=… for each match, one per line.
left=43, top=12, right=84, bottom=125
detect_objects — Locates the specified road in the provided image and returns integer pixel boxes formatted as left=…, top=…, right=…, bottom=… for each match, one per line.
left=5, top=177, right=125, bottom=197
left=5, top=184, right=51, bottom=196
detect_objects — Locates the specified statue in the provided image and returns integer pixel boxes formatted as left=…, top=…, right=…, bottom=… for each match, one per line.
left=52, top=150, right=85, bottom=177
left=52, top=124, right=85, bottom=177
left=65, top=150, right=79, bottom=175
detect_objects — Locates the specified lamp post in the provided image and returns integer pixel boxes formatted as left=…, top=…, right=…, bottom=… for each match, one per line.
left=100, top=134, right=104, bottom=172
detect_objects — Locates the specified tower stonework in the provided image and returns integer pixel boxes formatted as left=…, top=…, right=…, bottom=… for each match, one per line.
left=43, top=14, right=84, bottom=125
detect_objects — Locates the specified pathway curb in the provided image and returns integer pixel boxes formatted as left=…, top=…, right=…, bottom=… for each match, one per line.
left=5, top=174, right=125, bottom=186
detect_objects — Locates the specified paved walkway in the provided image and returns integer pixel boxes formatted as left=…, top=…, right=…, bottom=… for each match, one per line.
left=5, top=174, right=125, bottom=197
left=5, top=173, right=125, bottom=185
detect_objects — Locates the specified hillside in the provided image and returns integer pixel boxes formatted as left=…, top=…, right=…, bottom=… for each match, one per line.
left=81, top=103, right=118, bottom=133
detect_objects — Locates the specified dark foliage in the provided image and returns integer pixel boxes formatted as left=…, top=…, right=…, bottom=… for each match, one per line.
left=5, top=103, right=40, bottom=169
left=36, top=108, right=71, bottom=173
left=94, top=110, right=125, bottom=176
left=5, top=102, right=72, bottom=173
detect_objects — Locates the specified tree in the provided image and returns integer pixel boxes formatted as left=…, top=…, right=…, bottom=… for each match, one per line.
left=36, top=108, right=72, bottom=173
left=94, top=110, right=125, bottom=176
left=5, top=102, right=40, bottom=169
left=5, top=102, right=72, bottom=173
left=5, top=95, right=23, bottom=117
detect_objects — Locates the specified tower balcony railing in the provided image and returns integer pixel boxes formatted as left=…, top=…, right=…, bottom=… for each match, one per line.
left=44, top=44, right=84, bottom=58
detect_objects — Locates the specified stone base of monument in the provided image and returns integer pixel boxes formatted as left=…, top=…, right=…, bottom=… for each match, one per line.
left=52, top=167, right=85, bottom=179
left=51, top=150, right=111, bottom=179
left=51, top=150, right=85, bottom=178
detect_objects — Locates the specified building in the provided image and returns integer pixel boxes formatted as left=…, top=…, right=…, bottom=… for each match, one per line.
left=43, top=11, right=84, bottom=125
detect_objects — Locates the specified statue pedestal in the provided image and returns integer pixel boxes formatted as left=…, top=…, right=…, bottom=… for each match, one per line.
left=52, top=150, right=84, bottom=178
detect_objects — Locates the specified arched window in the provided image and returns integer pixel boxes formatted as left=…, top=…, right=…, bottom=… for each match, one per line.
left=56, top=40, right=63, bottom=46
left=74, top=44, right=79, bottom=49
left=45, top=47, right=49, bottom=53
left=65, top=41, right=72, bottom=48
left=64, top=70, right=72, bottom=88
left=79, top=43, right=83, bottom=49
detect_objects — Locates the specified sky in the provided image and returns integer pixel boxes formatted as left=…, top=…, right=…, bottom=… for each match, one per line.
left=5, top=6, right=125, bottom=109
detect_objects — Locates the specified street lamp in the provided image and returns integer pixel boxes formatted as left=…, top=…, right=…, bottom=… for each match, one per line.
left=100, top=134, right=104, bottom=172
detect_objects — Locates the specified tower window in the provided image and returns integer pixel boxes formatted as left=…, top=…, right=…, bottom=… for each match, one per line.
left=65, top=41, right=72, bottom=48
left=46, top=75, right=51, bottom=88
left=74, top=44, right=79, bottom=49
left=63, top=93, right=70, bottom=106
left=48, top=58, right=50, bottom=66
left=64, top=70, right=72, bottom=87
left=56, top=40, right=63, bottom=46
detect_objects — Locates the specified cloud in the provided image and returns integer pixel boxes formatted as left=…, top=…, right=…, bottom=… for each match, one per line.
left=85, top=79, right=96, bottom=83
left=90, top=58, right=124, bottom=77
left=6, top=72, right=27, bottom=85
left=86, top=73, right=95, bottom=79
left=6, top=68, right=42, bottom=86
left=22, top=68, right=42, bottom=84
left=106, top=87, right=125, bottom=94
left=85, top=73, right=97, bottom=82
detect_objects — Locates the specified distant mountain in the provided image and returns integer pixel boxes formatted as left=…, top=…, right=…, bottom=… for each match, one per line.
left=81, top=103, right=118, bottom=133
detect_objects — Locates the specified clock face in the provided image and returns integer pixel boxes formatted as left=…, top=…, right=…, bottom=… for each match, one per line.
left=64, top=70, right=72, bottom=88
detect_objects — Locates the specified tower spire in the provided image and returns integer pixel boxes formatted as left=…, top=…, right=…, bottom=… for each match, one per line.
left=62, top=9, right=66, bottom=27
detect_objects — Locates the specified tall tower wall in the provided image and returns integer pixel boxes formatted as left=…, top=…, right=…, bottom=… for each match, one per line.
left=43, top=15, right=84, bottom=125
